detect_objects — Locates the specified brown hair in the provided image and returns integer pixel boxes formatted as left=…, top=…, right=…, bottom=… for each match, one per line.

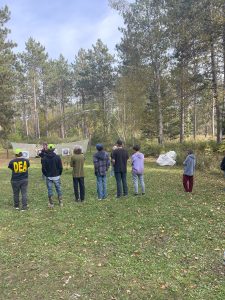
left=74, top=148, right=82, bottom=154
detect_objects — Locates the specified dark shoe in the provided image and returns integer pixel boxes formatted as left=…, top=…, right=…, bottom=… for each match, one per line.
left=142, top=193, right=145, bottom=195
left=58, top=196, right=63, bottom=207
left=48, top=196, right=53, bottom=205
left=134, top=193, right=138, bottom=196
left=21, top=206, right=28, bottom=211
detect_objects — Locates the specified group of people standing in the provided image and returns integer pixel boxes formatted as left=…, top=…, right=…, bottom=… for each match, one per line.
left=7, top=139, right=197, bottom=211
left=71, top=139, right=145, bottom=202
left=7, top=139, right=146, bottom=210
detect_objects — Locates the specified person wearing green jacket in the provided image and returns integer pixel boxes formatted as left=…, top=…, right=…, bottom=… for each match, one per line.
left=70, top=146, right=85, bottom=202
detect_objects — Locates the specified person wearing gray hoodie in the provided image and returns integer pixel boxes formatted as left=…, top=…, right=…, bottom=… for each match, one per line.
left=183, top=149, right=196, bottom=192
left=131, top=145, right=145, bottom=196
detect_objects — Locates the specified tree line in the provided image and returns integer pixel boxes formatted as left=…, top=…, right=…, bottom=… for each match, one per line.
left=0, top=0, right=225, bottom=145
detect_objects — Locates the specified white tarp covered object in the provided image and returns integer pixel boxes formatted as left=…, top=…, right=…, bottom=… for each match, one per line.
left=11, top=139, right=89, bottom=158
left=156, top=151, right=177, bottom=166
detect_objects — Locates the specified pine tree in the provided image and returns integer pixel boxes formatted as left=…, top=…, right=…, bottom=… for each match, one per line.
left=0, top=6, right=17, bottom=138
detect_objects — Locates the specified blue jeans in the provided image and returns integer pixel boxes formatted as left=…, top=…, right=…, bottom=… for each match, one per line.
left=132, top=173, right=145, bottom=194
left=115, top=172, right=128, bottom=197
left=46, top=178, right=62, bottom=197
left=96, top=175, right=107, bottom=199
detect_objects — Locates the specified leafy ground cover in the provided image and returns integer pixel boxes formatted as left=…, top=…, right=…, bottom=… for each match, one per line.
left=0, top=154, right=225, bottom=300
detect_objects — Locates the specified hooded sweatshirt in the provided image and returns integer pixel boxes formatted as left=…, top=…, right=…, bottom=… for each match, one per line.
left=42, top=151, right=63, bottom=177
left=93, top=151, right=110, bottom=176
left=183, top=154, right=196, bottom=176
left=131, top=152, right=144, bottom=175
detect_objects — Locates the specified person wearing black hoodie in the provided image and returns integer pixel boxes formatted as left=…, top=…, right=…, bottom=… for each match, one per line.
left=112, top=139, right=129, bottom=198
left=42, top=144, right=63, bottom=207
left=93, top=144, right=110, bottom=200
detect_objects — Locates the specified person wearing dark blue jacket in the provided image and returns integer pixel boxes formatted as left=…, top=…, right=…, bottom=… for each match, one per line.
left=8, top=148, right=30, bottom=210
left=42, top=144, right=63, bottom=208
left=93, top=144, right=110, bottom=200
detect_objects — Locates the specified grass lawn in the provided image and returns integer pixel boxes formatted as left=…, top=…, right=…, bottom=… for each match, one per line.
left=0, top=154, right=225, bottom=300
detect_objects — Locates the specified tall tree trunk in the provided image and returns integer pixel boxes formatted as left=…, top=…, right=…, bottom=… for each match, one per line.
left=81, top=91, right=88, bottom=138
left=102, top=95, right=107, bottom=140
left=179, top=64, right=185, bottom=143
left=44, top=109, right=49, bottom=137
left=193, top=84, right=197, bottom=140
left=193, top=58, right=198, bottom=140
left=33, top=76, right=40, bottom=139
left=222, top=4, right=225, bottom=135
left=59, top=87, right=65, bottom=139
left=59, top=102, right=65, bottom=139
left=212, top=95, right=215, bottom=137
left=210, top=39, right=221, bottom=142
left=155, top=65, right=164, bottom=144
left=25, top=117, right=29, bottom=136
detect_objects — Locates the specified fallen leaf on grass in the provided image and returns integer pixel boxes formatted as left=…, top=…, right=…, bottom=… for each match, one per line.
left=131, top=250, right=141, bottom=257
left=39, top=272, right=49, bottom=278
left=160, top=283, right=169, bottom=289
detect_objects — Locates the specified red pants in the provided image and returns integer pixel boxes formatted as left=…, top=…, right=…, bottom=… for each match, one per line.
left=183, top=175, right=193, bottom=192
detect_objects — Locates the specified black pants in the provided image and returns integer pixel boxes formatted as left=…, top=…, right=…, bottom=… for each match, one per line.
left=115, top=172, right=128, bottom=197
left=11, top=179, right=28, bottom=208
left=73, top=177, right=85, bottom=201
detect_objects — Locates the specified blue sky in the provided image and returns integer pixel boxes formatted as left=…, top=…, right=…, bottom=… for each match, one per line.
left=2, top=0, right=125, bottom=62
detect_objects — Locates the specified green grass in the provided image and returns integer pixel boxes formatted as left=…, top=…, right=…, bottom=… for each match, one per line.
left=0, top=154, right=225, bottom=300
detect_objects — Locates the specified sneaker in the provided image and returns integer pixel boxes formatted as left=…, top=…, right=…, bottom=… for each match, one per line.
left=134, top=193, right=138, bottom=196
left=142, top=193, right=145, bottom=195
left=14, top=206, right=19, bottom=210
left=21, top=207, right=28, bottom=211
left=98, top=198, right=102, bottom=201
left=48, top=203, right=54, bottom=208
left=59, top=202, right=63, bottom=207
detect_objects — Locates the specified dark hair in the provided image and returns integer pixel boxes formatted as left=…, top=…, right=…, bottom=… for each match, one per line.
left=15, top=152, right=22, bottom=157
left=133, top=144, right=140, bottom=151
left=187, top=149, right=193, bottom=155
left=116, top=139, right=123, bottom=146
left=74, top=148, right=82, bottom=154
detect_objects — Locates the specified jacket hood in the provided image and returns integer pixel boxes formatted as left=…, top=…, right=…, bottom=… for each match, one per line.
left=45, top=151, right=57, bottom=159
left=134, top=152, right=144, bottom=159
left=188, top=154, right=195, bottom=159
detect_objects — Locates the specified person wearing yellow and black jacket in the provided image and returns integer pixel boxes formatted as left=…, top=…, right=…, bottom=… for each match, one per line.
left=8, top=149, right=30, bottom=210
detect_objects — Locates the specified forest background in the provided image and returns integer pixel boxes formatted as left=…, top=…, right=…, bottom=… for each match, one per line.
left=0, top=0, right=225, bottom=164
